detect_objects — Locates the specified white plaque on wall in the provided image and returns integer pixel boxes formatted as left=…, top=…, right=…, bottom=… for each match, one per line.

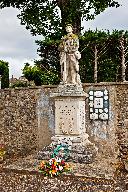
left=89, top=89, right=109, bottom=120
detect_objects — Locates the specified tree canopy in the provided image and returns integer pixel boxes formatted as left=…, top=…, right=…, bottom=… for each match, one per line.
left=0, top=0, right=120, bottom=36
left=22, top=62, right=60, bottom=85
left=22, top=30, right=128, bottom=85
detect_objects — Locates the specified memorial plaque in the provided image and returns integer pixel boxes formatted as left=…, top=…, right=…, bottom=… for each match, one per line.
left=89, top=89, right=109, bottom=120
left=55, top=98, right=85, bottom=135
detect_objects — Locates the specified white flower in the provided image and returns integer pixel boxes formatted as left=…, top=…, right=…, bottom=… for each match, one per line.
left=58, top=166, right=63, bottom=171
left=55, top=157, right=62, bottom=163
left=49, top=158, right=54, bottom=165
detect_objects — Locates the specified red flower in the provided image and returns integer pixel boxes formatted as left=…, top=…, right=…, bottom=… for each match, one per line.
left=52, top=164, right=56, bottom=169
left=61, top=160, right=65, bottom=166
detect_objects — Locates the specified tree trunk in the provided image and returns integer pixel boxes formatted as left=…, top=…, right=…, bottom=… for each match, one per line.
left=120, top=36, right=126, bottom=82
left=94, top=45, right=98, bottom=83
left=56, top=0, right=81, bottom=34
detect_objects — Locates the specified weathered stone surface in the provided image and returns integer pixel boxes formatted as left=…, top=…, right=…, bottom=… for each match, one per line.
left=59, top=25, right=81, bottom=85
left=115, top=84, right=128, bottom=191
left=0, top=82, right=128, bottom=190
left=50, top=84, right=87, bottom=97
left=83, top=83, right=118, bottom=159
left=54, top=97, right=86, bottom=135
left=0, top=86, right=56, bottom=157
left=0, top=167, right=115, bottom=192
left=48, top=83, right=97, bottom=164
left=37, top=135, right=97, bottom=164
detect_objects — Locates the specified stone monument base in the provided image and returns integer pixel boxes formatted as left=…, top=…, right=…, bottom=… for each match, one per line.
left=37, top=83, right=98, bottom=164
left=37, top=135, right=98, bottom=164
left=50, top=83, right=87, bottom=97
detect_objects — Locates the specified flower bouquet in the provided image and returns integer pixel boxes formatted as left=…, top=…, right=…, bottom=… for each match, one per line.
left=38, top=157, right=71, bottom=177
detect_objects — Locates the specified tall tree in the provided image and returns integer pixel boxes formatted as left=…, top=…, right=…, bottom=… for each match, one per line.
left=118, top=34, right=128, bottom=82
left=21, top=30, right=128, bottom=85
left=0, top=0, right=120, bottom=36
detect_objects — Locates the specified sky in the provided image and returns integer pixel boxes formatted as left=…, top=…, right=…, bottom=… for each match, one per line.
left=0, top=0, right=127, bottom=78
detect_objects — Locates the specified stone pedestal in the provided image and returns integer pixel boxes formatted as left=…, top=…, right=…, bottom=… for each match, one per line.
left=37, top=84, right=97, bottom=163
left=55, top=97, right=85, bottom=135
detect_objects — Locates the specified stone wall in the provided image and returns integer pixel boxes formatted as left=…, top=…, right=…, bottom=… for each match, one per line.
left=0, top=86, right=56, bottom=157
left=116, top=84, right=128, bottom=155
left=0, top=83, right=128, bottom=162
left=115, top=84, right=128, bottom=191
left=0, top=88, right=39, bottom=156
left=83, top=83, right=117, bottom=159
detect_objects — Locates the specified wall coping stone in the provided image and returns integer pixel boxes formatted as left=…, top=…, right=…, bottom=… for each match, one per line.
left=0, top=82, right=128, bottom=91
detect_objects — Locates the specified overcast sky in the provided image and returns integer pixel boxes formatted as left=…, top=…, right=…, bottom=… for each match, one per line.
left=0, top=0, right=127, bottom=78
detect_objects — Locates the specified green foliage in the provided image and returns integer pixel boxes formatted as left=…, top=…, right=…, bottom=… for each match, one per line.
left=22, top=63, right=35, bottom=82
left=22, top=62, right=60, bottom=86
left=0, top=60, right=9, bottom=88
left=0, top=0, right=120, bottom=37
left=0, top=1, right=124, bottom=86
left=35, top=30, right=128, bottom=84
left=80, top=30, right=128, bottom=82
left=22, top=30, right=128, bottom=85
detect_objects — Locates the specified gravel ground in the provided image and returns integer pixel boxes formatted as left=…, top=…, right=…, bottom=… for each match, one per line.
left=0, top=154, right=117, bottom=192
left=0, top=168, right=115, bottom=192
